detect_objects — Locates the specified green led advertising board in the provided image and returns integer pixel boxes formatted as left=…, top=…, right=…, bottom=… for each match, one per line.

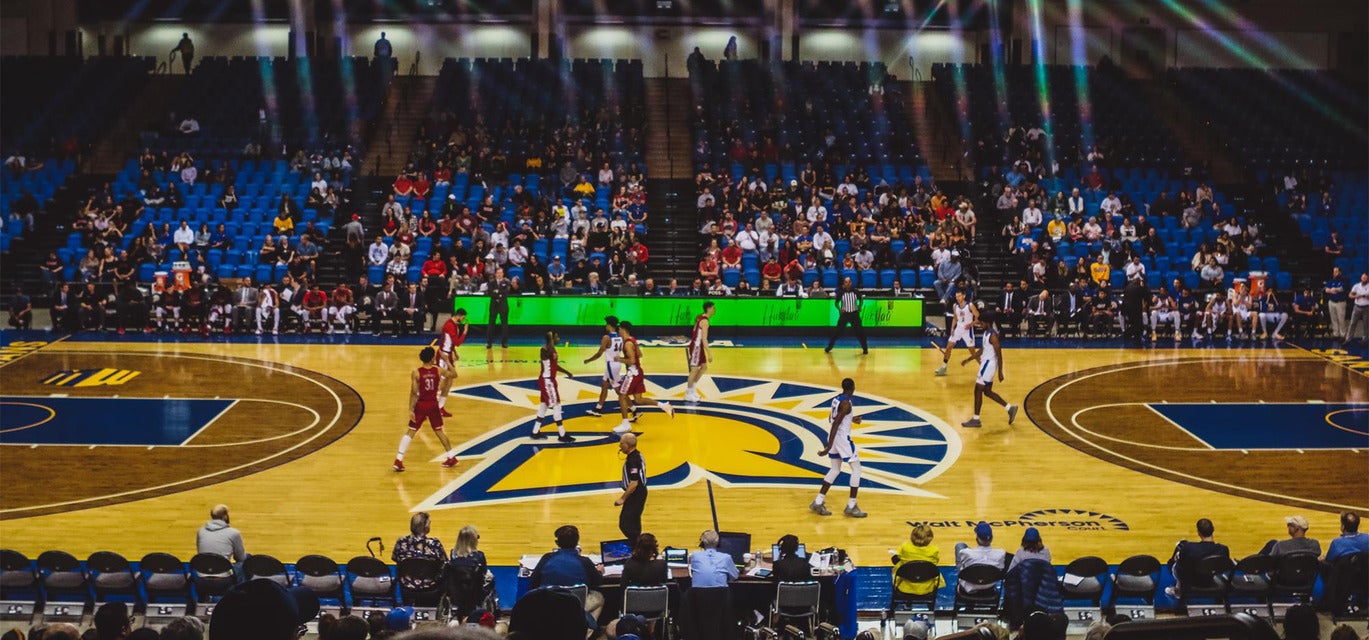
left=451, top=296, right=922, bottom=329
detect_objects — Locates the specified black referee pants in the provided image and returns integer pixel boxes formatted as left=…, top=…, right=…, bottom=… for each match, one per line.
left=619, top=489, right=646, bottom=542
left=826, top=311, right=869, bottom=352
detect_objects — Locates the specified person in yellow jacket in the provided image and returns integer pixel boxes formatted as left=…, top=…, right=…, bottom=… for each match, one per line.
left=1090, top=254, right=1111, bottom=287
left=893, top=523, right=946, bottom=595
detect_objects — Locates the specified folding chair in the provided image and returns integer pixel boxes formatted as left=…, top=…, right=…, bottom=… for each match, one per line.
left=86, top=551, right=139, bottom=605
left=1109, top=555, right=1160, bottom=607
left=296, top=554, right=345, bottom=604
left=345, top=555, right=393, bottom=607
left=1059, top=556, right=1108, bottom=606
left=624, top=584, right=671, bottom=637
left=889, top=561, right=939, bottom=614
left=243, top=554, right=291, bottom=587
left=396, top=557, right=445, bottom=606
left=953, top=564, right=1004, bottom=614
left=36, top=551, right=89, bottom=608
left=139, top=553, right=192, bottom=606
left=771, top=580, right=821, bottom=634
left=189, top=553, right=237, bottom=603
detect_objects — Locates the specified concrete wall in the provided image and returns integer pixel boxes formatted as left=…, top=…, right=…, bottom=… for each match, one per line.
left=796, top=28, right=975, bottom=79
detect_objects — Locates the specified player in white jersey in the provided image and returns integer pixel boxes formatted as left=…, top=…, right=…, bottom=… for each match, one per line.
left=1150, top=289, right=1182, bottom=343
left=684, top=301, right=715, bottom=402
left=809, top=377, right=867, bottom=518
left=1228, top=282, right=1253, bottom=339
left=958, top=311, right=1018, bottom=428
left=934, top=290, right=978, bottom=376
left=583, top=316, right=623, bottom=417
left=1204, top=291, right=1230, bottom=339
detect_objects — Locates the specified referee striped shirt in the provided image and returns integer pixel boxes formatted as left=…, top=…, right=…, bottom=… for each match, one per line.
left=839, top=289, right=861, bottom=313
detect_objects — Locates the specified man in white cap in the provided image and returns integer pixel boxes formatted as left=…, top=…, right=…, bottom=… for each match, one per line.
left=902, top=620, right=930, bottom=640
left=1267, top=515, right=1321, bottom=556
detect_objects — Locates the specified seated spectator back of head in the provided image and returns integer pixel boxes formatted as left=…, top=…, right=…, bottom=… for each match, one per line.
left=508, top=588, right=587, bottom=640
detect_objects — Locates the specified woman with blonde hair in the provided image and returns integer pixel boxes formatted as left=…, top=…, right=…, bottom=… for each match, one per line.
left=449, top=524, right=497, bottom=612
left=892, top=523, right=944, bottom=596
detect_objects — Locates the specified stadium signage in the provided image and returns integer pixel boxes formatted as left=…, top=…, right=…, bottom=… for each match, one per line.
left=450, top=296, right=923, bottom=329
left=912, top=509, right=1130, bottom=532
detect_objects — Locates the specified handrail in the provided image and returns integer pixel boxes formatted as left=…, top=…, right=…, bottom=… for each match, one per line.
left=664, top=52, right=673, bottom=180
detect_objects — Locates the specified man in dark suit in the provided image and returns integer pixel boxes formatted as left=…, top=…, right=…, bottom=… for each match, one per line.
left=51, top=283, right=77, bottom=331
left=485, top=267, right=511, bottom=348
left=998, top=281, right=1025, bottom=335
left=399, top=282, right=424, bottom=336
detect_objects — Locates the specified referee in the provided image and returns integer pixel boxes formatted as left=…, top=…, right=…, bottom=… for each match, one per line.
left=825, top=277, right=869, bottom=355
left=614, top=432, right=646, bottom=542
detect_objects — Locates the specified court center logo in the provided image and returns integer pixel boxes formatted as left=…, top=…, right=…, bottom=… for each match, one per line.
left=41, top=368, right=142, bottom=387
left=414, top=375, right=962, bottom=511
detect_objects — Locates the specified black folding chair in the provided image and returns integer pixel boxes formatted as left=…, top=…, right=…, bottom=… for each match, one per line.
left=36, top=551, right=89, bottom=606
left=1059, top=555, right=1108, bottom=606
left=1109, top=554, right=1161, bottom=607
left=623, top=584, right=671, bottom=638
left=396, top=557, right=445, bottom=606
left=243, top=554, right=291, bottom=587
left=296, top=554, right=345, bottom=604
left=1181, top=555, right=1234, bottom=614
left=345, top=555, right=394, bottom=607
left=188, top=553, right=237, bottom=603
left=954, top=564, right=1004, bottom=614
left=139, top=552, right=191, bottom=606
left=1269, top=553, right=1319, bottom=604
left=771, top=580, right=821, bottom=635
left=889, top=560, right=939, bottom=614
left=0, top=549, right=38, bottom=603
left=87, top=551, right=139, bottom=604
left=1226, top=554, right=1275, bottom=618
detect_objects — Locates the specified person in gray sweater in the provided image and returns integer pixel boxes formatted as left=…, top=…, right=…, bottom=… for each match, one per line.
left=197, top=504, right=248, bottom=565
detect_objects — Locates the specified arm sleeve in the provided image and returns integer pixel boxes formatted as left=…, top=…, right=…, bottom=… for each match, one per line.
left=581, top=556, right=603, bottom=588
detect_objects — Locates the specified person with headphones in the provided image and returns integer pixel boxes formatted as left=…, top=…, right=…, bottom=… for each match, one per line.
left=769, top=534, right=811, bottom=582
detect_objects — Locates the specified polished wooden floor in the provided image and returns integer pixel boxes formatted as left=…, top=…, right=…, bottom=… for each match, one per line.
left=1, top=336, right=1365, bottom=568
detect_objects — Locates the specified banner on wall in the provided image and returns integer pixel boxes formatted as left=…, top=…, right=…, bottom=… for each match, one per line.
left=451, top=295, right=923, bottom=330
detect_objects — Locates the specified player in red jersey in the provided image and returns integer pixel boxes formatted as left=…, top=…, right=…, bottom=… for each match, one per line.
left=531, top=330, right=576, bottom=442
left=393, top=346, right=459, bottom=471
left=684, top=301, right=715, bottom=402
left=433, top=308, right=468, bottom=416
left=613, top=321, right=675, bottom=435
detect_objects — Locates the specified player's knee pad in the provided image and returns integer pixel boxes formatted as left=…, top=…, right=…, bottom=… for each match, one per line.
left=847, top=459, right=862, bottom=487
left=536, top=403, right=548, bottom=418
left=552, top=406, right=563, bottom=422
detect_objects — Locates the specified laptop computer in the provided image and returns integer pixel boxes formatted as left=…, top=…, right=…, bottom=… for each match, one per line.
left=716, top=531, right=751, bottom=568
left=772, top=543, right=806, bottom=562
left=664, top=547, right=688, bottom=568
left=599, top=539, right=633, bottom=566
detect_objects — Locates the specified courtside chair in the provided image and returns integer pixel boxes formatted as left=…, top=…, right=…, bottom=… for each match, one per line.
left=139, top=553, right=192, bottom=607
left=36, top=551, right=89, bottom=611
left=623, top=584, right=671, bottom=636
left=1182, top=556, right=1235, bottom=614
left=344, top=555, right=393, bottom=608
left=889, top=561, right=939, bottom=615
left=953, top=564, right=1005, bottom=614
left=1108, top=554, right=1161, bottom=608
left=554, top=583, right=589, bottom=610
left=188, top=553, right=236, bottom=603
left=296, top=554, right=346, bottom=605
left=242, top=554, right=291, bottom=587
left=86, top=551, right=139, bottom=605
left=1226, top=555, right=1276, bottom=618
left=1269, top=553, right=1320, bottom=605
left=772, top=580, right=822, bottom=635
left=396, top=557, right=445, bottom=606
left=0, top=549, right=39, bottom=603
left=1059, top=556, right=1109, bottom=606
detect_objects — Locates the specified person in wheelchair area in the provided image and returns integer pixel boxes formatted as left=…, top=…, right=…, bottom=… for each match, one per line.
left=447, top=524, right=500, bottom=618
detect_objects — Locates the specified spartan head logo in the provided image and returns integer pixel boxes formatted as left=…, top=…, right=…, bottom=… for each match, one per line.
left=413, top=375, right=961, bottom=511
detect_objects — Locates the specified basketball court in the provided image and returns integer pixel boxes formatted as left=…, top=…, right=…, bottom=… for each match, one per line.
left=2, top=331, right=1365, bottom=572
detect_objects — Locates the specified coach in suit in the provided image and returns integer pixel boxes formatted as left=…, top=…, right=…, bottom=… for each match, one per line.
left=998, top=282, right=1025, bottom=334
left=372, top=281, right=398, bottom=335
left=231, top=277, right=258, bottom=331
left=1025, top=290, right=1054, bottom=336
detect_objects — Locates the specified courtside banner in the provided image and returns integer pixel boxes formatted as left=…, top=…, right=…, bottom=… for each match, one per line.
left=453, top=295, right=923, bottom=329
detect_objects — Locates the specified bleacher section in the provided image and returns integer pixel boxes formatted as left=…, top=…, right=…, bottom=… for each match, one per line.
left=0, top=159, right=76, bottom=253
left=934, top=63, right=1182, bottom=171
left=0, top=56, right=155, bottom=153
left=152, top=56, right=384, bottom=156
